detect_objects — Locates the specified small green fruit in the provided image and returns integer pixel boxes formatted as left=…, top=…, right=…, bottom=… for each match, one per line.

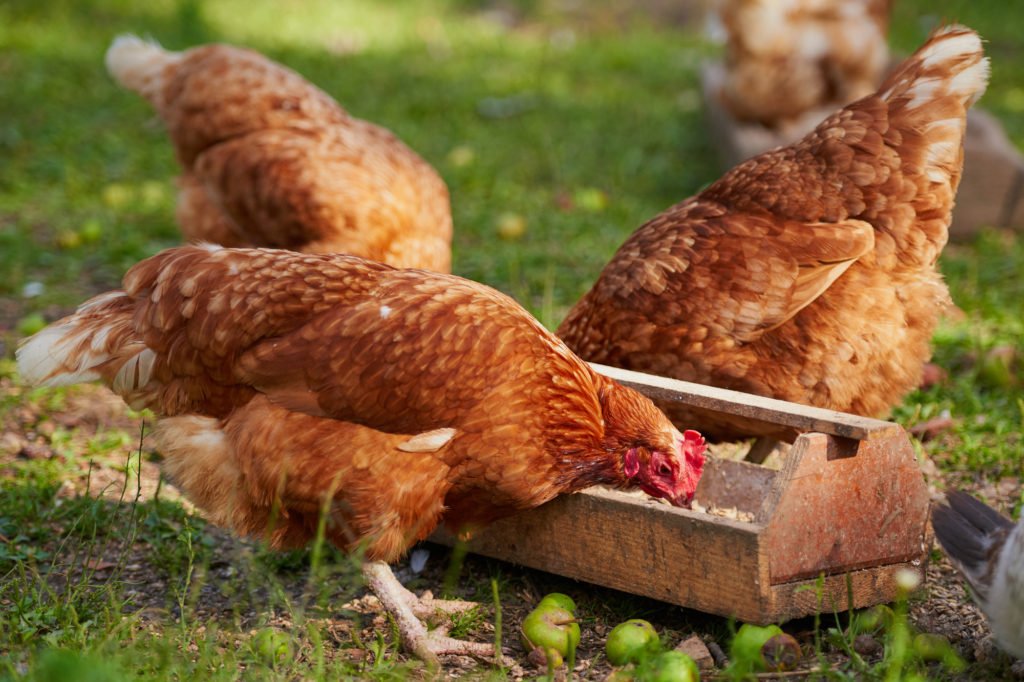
left=140, top=180, right=168, bottom=209
left=729, top=626, right=800, bottom=673
left=573, top=187, right=609, bottom=213
left=252, top=627, right=291, bottom=666
left=520, top=605, right=580, bottom=658
left=79, top=219, right=104, bottom=243
left=636, top=650, right=700, bottom=682
left=606, top=619, right=660, bottom=665
left=913, top=632, right=963, bottom=670
left=17, top=313, right=47, bottom=337
left=446, top=145, right=475, bottom=167
left=853, top=604, right=895, bottom=635
left=55, top=229, right=82, bottom=249
left=102, top=183, right=134, bottom=209
left=495, top=212, right=527, bottom=241
left=538, top=592, right=576, bottom=613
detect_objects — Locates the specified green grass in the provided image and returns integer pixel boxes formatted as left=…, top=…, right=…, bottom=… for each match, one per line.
left=1, top=0, right=1023, bottom=679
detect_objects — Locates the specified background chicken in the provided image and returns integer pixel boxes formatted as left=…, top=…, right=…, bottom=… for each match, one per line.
left=558, top=26, right=988, bottom=442
left=932, top=491, right=1024, bottom=659
left=16, top=245, right=706, bottom=662
left=717, top=0, right=891, bottom=130
left=105, top=36, right=453, bottom=272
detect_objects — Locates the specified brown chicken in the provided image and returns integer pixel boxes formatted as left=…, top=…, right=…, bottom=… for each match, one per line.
left=105, top=36, right=452, bottom=271
left=17, top=245, right=706, bottom=662
left=717, top=0, right=891, bottom=129
left=558, top=26, right=988, bottom=441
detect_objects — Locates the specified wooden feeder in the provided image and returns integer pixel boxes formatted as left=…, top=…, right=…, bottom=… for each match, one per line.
left=434, top=364, right=930, bottom=624
left=699, top=60, right=1024, bottom=242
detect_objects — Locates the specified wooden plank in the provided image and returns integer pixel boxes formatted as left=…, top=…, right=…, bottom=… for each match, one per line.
left=760, top=433, right=930, bottom=584
left=696, top=457, right=776, bottom=514
left=432, top=485, right=772, bottom=622
left=766, top=561, right=924, bottom=624
left=591, top=363, right=902, bottom=441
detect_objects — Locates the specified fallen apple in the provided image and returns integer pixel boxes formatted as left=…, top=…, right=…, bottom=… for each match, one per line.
left=605, top=619, right=660, bottom=665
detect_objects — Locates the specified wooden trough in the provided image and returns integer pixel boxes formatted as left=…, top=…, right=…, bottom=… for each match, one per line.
left=435, top=364, right=931, bottom=625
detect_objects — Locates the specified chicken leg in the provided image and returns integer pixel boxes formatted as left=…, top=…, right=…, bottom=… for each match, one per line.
left=361, top=561, right=504, bottom=664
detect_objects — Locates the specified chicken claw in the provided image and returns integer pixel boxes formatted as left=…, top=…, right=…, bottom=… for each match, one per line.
left=361, top=561, right=511, bottom=665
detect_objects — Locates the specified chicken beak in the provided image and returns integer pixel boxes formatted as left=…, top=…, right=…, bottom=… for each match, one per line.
left=670, top=492, right=694, bottom=509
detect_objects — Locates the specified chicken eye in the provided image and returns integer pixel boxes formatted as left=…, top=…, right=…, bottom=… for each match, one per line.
left=657, top=463, right=672, bottom=477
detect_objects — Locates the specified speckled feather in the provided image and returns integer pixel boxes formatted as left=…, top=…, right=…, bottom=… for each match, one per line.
left=107, top=38, right=452, bottom=271
left=559, top=26, right=988, bottom=439
left=19, top=245, right=697, bottom=561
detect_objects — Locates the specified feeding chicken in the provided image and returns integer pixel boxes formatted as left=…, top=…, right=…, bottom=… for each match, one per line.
left=106, top=36, right=452, bottom=271
left=932, top=491, right=1024, bottom=658
left=559, top=26, right=989, bottom=442
left=16, top=244, right=706, bottom=662
left=717, top=0, right=892, bottom=129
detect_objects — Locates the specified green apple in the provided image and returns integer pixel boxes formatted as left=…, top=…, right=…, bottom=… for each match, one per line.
left=252, top=627, right=291, bottom=666
left=538, top=592, right=577, bottom=613
left=605, top=619, right=660, bottom=665
left=636, top=650, right=700, bottom=682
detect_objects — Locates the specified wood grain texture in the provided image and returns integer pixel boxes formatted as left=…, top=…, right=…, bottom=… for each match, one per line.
left=760, top=433, right=931, bottom=583
left=434, top=485, right=769, bottom=621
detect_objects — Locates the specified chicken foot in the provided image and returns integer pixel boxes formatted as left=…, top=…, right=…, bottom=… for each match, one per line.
left=361, top=561, right=506, bottom=665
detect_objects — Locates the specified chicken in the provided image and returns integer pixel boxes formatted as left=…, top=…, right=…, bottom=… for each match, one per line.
left=105, top=36, right=452, bottom=272
left=717, top=0, right=892, bottom=129
left=16, top=244, right=706, bottom=662
left=558, top=26, right=989, bottom=442
left=932, top=491, right=1024, bottom=658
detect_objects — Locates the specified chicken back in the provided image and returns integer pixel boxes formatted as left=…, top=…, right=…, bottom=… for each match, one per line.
left=559, top=26, right=989, bottom=439
left=18, top=245, right=705, bottom=562
left=106, top=37, right=452, bottom=272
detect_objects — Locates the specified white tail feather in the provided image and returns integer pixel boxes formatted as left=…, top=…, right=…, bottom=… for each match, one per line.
left=16, top=322, right=103, bottom=387
left=884, top=25, right=990, bottom=109
left=105, top=33, right=181, bottom=106
left=15, top=292, right=144, bottom=393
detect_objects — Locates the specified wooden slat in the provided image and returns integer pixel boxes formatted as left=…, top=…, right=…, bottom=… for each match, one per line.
left=591, top=363, right=902, bottom=441
left=766, top=561, right=924, bottom=624
left=432, top=486, right=771, bottom=622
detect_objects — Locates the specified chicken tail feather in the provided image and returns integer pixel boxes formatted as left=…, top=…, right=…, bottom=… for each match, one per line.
left=16, top=292, right=149, bottom=396
left=932, top=490, right=1012, bottom=600
left=878, top=25, right=989, bottom=185
left=881, top=25, right=989, bottom=109
left=106, top=34, right=181, bottom=107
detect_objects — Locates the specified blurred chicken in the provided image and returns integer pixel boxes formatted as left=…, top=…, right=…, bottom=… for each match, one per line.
left=17, top=244, right=706, bottom=662
left=106, top=36, right=452, bottom=271
left=717, top=0, right=891, bottom=129
left=932, top=491, right=1024, bottom=658
left=559, top=26, right=988, bottom=441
